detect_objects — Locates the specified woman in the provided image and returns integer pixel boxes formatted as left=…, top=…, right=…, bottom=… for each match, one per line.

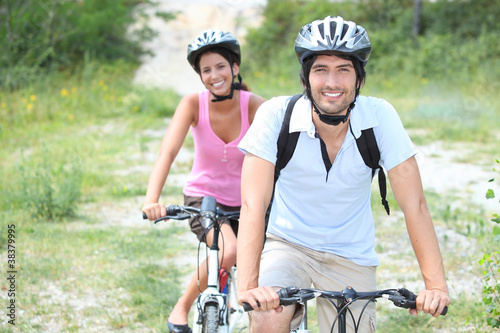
left=142, top=29, right=265, bottom=333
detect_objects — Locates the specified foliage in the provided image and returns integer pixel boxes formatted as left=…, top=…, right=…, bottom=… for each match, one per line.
left=244, top=0, right=500, bottom=89
left=0, top=0, right=174, bottom=90
left=0, top=59, right=179, bottom=133
left=479, top=159, right=500, bottom=329
left=0, top=63, right=186, bottom=328
left=242, top=0, right=500, bottom=142
left=421, top=0, right=500, bottom=38
left=11, top=146, right=83, bottom=221
left=0, top=61, right=181, bottom=223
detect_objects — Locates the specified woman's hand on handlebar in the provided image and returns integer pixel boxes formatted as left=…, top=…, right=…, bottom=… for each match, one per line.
left=238, top=286, right=282, bottom=312
left=142, top=202, right=167, bottom=221
left=412, top=288, right=450, bottom=317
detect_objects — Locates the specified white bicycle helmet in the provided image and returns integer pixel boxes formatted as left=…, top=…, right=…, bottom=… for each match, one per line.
left=294, top=16, right=371, bottom=65
left=187, top=29, right=241, bottom=71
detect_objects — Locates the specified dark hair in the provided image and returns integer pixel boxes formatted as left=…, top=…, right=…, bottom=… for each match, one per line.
left=299, top=52, right=366, bottom=102
left=194, top=47, right=250, bottom=91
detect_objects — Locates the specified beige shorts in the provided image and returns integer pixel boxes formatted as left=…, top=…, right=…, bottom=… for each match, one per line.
left=258, top=233, right=377, bottom=332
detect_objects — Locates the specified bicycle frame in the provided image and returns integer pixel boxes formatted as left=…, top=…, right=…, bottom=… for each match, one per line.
left=193, top=202, right=230, bottom=332
left=145, top=196, right=244, bottom=333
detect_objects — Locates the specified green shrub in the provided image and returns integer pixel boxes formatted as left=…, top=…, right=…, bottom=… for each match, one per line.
left=0, top=0, right=174, bottom=89
left=244, top=0, right=500, bottom=87
left=479, top=159, right=500, bottom=329
left=13, top=146, right=83, bottom=221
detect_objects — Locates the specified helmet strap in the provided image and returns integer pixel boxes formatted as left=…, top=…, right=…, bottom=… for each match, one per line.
left=211, top=89, right=234, bottom=102
left=312, top=101, right=354, bottom=126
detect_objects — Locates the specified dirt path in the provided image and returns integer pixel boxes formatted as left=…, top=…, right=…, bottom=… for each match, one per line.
left=31, top=120, right=494, bottom=333
left=133, top=0, right=266, bottom=96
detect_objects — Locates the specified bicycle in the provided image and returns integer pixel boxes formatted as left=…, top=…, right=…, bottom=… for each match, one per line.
left=242, top=285, right=448, bottom=333
left=143, top=196, right=246, bottom=333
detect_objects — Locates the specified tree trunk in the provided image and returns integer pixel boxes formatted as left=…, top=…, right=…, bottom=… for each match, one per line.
left=412, top=0, right=423, bottom=38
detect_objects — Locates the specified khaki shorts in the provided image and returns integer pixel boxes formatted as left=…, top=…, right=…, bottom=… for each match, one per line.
left=258, top=234, right=377, bottom=332
left=184, top=195, right=240, bottom=242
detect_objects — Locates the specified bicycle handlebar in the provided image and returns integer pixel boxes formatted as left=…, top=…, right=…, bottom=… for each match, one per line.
left=142, top=196, right=240, bottom=224
left=242, top=286, right=448, bottom=316
left=142, top=205, right=192, bottom=222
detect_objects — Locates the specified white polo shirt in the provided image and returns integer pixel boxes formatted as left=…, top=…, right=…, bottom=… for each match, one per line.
left=238, top=95, right=416, bottom=266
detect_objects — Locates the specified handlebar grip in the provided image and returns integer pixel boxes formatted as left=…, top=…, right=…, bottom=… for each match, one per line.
left=405, top=301, right=448, bottom=316
left=243, top=300, right=262, bottom=312
left=397, top=288, right=448, bottom=316
left=242, top=302, right=255, bottom=312
left=142, top=205, right=181, bottom=220
left=243, top=287, right=301, bottom=312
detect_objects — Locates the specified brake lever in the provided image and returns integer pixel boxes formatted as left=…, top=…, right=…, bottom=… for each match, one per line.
left=152, top=213, right=192, bottom=223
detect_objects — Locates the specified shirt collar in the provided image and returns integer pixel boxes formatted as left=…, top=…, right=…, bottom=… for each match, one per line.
left=289, top=95, right=316, bottom=138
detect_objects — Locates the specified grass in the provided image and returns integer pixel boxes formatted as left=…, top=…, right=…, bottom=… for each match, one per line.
left=1, top=59, right=499, bottom=331
left=14, top=218, right=187, bottom=332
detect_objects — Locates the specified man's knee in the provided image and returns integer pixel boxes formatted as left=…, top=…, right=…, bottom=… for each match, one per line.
left=249, top=306, right=296, bottom=333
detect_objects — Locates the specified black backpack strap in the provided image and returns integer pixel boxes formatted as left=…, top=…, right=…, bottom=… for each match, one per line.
left=352, top=127, right=390, bottom=215
left=275, top=94, right=303, bottom=183
left=265, top=94, right=303, bottom=239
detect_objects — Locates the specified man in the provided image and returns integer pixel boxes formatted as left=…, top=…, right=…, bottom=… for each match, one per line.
left=236, top=16, right=450, bottom=332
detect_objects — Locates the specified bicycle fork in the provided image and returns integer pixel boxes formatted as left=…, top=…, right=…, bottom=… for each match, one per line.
left=193, top=218, right=231, bottom=332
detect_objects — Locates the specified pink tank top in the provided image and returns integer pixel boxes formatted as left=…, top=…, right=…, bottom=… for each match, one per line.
left=183, top=90, right=252, bottom=206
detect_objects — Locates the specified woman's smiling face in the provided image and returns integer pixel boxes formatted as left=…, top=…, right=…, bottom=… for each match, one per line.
left=199, top=51, right=239, bottom=97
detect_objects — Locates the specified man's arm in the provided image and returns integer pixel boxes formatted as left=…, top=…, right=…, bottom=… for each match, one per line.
left=237, top=152, right=281, bottom=311
left=388, top=156, right=451, bottom=316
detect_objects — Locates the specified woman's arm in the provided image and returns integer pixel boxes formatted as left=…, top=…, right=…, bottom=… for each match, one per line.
left=142, top=93, right=198, bottom=220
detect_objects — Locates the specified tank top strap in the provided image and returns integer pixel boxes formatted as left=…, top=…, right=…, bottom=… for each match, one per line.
left=197, top=90, right=210, bottom=127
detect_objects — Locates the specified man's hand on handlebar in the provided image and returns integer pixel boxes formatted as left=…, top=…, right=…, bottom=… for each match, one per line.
left=413, top=288, right=450, bottom=317
left=238, top=286, right=282, bottom=312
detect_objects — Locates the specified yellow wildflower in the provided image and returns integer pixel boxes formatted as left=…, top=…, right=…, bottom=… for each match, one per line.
left=67, top=114, right=74, bottom=120
left=30, top=95, right=36, bottom=101
left=61, top=89, right=69, bottom=97
left=27, top=103, right=33, bottom=110
left=71, top=87, right=77, bottom=93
